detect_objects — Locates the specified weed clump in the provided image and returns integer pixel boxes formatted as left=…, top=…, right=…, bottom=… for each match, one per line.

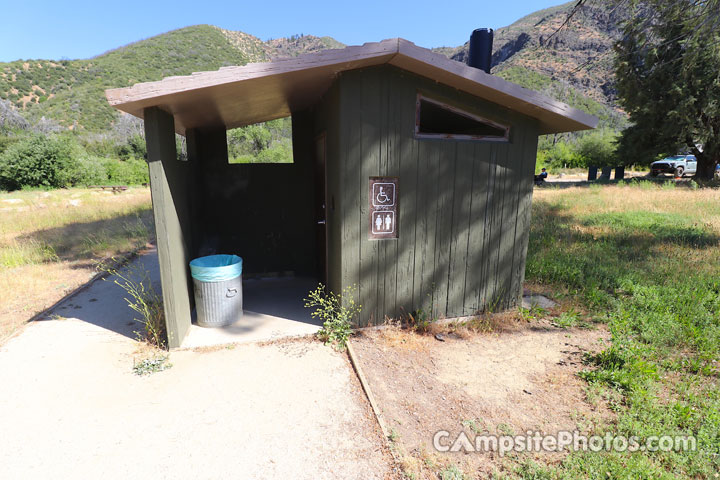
left=304, top=284, right=361, bottom=351
left=132, top=354, right=172, bottom=376
left=99, top=259, right=166, bottom=349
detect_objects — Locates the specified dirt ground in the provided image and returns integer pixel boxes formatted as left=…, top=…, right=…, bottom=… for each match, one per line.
left=350, top=316, right=610, bottom=478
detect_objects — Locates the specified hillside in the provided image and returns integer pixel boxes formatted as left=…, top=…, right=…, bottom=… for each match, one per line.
left=0, top=26, right=260, bottom=131
left=0, top=27, right=347, bottom=132
left=0, top=2, right=625, bottom=134
left=266, top=35, right=345, bottom=58
left=435, top=1, right=624, bottom=108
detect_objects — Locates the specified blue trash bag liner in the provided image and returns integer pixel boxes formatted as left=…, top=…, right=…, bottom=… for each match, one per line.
left=189, top=254, right=243, bottom=282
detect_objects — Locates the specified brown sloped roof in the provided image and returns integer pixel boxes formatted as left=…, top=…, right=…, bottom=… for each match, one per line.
left=105, top=38, right=598, bottom=135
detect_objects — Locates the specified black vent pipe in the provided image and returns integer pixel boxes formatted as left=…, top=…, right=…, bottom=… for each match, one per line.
left=468, top=28, right=494, bottom=74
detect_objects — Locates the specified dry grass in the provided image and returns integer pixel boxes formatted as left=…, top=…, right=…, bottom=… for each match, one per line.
left=352, top=319, right=609, bottom=480
left=0, top=188, right=153, bottom=342
left=538, top=182, right=720, bottom=229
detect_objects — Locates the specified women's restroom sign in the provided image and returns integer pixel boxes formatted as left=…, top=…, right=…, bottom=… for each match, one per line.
left=369, top=177, right=398, bottom=240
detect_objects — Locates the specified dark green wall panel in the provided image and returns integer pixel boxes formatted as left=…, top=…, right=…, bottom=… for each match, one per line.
left=335, top=66, right=539, bottom=324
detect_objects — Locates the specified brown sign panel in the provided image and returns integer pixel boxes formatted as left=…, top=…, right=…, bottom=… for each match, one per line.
left=369, top=177, right=398, bottom=240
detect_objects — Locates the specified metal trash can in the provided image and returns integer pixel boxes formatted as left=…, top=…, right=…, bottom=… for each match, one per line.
left=189, top=254, right=243, bottom=327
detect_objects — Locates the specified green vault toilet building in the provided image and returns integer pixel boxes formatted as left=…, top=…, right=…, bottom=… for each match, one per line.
left=106, top=38, right=597, bottom=348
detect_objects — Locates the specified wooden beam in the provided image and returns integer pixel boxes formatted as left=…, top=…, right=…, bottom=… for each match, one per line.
left=144, top=107, right=193, bottom=349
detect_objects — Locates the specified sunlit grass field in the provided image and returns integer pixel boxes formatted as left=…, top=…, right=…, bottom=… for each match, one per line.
left=508, top=181, right=720, bottom=479
left=0, top=188, right=153, bottom=341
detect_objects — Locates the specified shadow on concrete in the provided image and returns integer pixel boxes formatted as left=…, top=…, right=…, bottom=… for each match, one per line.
left=241, top=277, right=321, bottom=325
left=44, top=249, right=161, bottom=341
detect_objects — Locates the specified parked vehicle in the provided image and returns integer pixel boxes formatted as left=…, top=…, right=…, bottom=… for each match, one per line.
left=650, top=155, right=697, bottom=177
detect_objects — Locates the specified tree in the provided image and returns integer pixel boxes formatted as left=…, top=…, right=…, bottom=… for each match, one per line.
left=577, top=129, right=619, bottom=167
left=0, top=135, right=80, bottom=190
left=614, top=0, right=720, bottom=179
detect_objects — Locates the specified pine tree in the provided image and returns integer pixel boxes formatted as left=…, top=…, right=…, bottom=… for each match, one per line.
left=614, top=0, right=720, bottom=179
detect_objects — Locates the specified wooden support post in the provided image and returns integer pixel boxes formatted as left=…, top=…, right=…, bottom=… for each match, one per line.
left=144, top=107, right=193, bottom=349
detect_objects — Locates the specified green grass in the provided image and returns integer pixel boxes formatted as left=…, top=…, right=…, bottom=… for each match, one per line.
left=514, top=184, right=720, bottom=478
left=439, top=464, right=466, bottom=480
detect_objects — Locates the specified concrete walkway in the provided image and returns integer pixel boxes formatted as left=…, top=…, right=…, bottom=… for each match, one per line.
left=0, top=251, right=393, bottom=479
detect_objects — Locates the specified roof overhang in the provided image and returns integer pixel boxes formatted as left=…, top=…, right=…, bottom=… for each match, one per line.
left=105, top=38, right=598, bottom=136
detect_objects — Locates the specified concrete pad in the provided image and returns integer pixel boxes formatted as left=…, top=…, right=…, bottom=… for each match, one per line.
left=182, top=310, right=320, bottom=348
left=46, top=249, right=162, bottom=340
left=0, top=252, right=392, bottom=479
left=46, top=247, right=322, bottom=348
left=183, top=277, right=322, bottom=349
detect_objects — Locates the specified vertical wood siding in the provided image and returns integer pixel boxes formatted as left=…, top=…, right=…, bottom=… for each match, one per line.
left=336, top=67, right=538, bottom=324
left=144, top=107, right=194, bottom=348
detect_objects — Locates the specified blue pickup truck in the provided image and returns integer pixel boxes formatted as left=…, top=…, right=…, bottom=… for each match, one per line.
left=650, top=155, right=697, bottom=177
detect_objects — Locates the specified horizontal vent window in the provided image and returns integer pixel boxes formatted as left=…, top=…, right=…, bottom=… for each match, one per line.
left=415, top=95, right=509, bottom=142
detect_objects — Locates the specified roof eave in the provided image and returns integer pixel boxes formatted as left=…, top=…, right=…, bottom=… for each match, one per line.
left=105, top=38, right=598, bottom=135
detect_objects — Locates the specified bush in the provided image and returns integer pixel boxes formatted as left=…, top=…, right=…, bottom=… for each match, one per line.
left=74, top=154, right=109, bottom=185
left=115, top=133, right=147, bottom=160
left=102, top=157, right=148, bottom=185
left=576, top=129, right=619, bottom=167
left=0, top=135, right=19, bottom=155
left=0, top=134, right=80, bottom=190
left=537, top=129, right=620, bottom=170
left=538, top=140, right=585, bottom=169
left=304, top=284, right=361, bottom=351
left=227, top=118, right=293, bottom=163
left=259, top=142, right=292, bottom=163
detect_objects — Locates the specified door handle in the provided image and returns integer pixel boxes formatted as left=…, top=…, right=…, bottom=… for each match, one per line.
left=317, top=220, right=326, bottom=225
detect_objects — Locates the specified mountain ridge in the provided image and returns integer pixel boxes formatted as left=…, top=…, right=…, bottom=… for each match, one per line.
left=0, top=3, right=625, bottom=133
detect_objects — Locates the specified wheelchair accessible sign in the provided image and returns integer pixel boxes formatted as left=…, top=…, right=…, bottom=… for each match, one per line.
left=369, top=177, right=398, bottom=240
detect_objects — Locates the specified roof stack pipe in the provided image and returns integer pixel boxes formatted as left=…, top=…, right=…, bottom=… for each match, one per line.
left=467, top=28, right=494, bottom=74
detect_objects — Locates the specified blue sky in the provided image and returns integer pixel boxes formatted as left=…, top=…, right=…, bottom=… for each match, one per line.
left=0, top=0, right=566, bottom=62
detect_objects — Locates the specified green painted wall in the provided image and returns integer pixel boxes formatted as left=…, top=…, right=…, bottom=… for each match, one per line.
left=144, top=107, right=195, bottom=348
left=332, top=66, right=539, bottom=325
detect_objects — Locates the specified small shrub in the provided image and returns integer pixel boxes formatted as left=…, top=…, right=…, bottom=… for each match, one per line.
left=304, top=284, right=361, bottom=351
left=99, top=260, right=166, bottom=348
left=518, top=304, right=547, bottom=321
left=461, top=418, right=486, bottom=434
left=553, top=309, right=581, bottom=328
left=405, top=307, right=434, bottom=333
left=133, top=354, right=172, bottom=375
